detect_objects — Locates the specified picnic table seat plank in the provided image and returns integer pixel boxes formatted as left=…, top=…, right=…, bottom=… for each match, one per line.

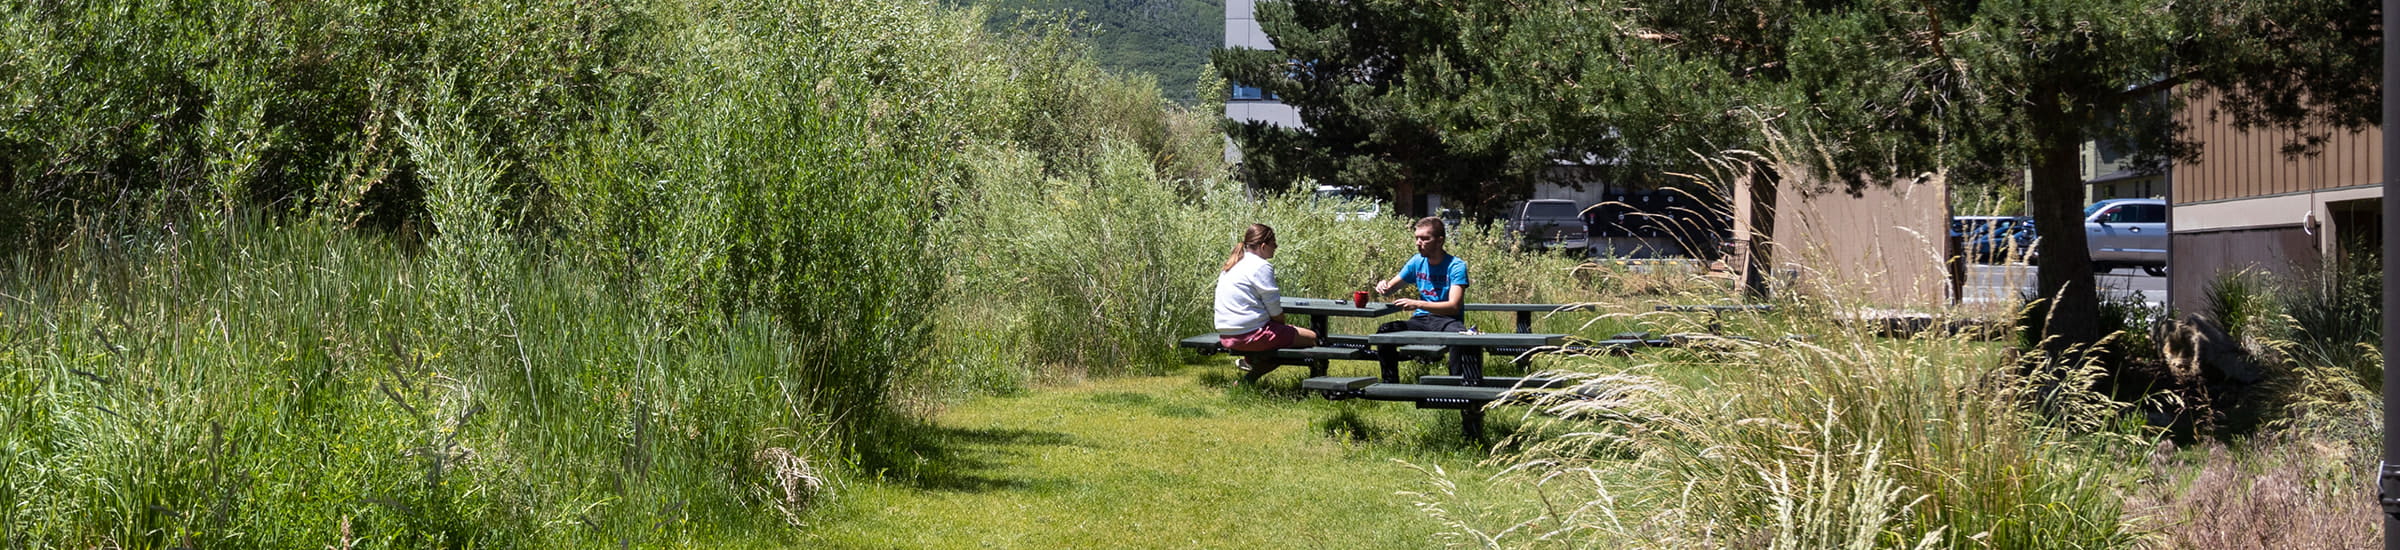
left=1272, top=346, right=1373, bottom=361
left=1365, top=331, right=1565, bottom=348
left=1304, top=376, right=1510, bottom=441
left=1179, top=334, right=1223, bottom=351
left=1322, top=334, right=1372, bottom=346
left=1301, top=376, right=1378, bottom=392
left=1416, top=375, right=1572, bottom=389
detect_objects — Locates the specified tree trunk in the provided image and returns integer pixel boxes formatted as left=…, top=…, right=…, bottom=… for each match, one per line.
left=1743, top=162, right=1780, bottom=300
left=2027, top=99, right=2103, bottom=360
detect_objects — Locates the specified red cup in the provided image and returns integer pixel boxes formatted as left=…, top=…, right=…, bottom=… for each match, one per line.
left=1352, top=291, right=1369, bottom=307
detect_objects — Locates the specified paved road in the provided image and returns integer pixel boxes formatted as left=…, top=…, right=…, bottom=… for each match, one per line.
left=1963, top=263, right=2167, bottom=306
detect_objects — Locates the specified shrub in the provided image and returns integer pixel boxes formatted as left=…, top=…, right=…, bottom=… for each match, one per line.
left=0, top=0, right=1231, bottom=544
left=2202, top=268, right=2276, bottom=342
left=1430, top=317, right=2149, bottom=548
left=2275, top=250, right=2380, bottom=392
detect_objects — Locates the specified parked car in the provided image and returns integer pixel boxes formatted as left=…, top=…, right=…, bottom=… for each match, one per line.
left=1507, top=199, right=1589, bottom=252
left=1949, top=216, right=2016, bottom=241
left=1966, top=217, right=2036, bottom=264
left=2084, top=198, right=2167, bottom=276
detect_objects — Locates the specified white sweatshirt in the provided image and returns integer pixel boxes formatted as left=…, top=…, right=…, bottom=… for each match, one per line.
left=1213, top=251, right=1284, bottom=334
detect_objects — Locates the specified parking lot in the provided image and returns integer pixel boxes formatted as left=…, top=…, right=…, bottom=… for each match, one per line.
left=1962, top=263, right=2166, bottom=307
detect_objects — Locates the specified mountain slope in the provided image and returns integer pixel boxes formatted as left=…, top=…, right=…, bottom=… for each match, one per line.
left=952, top=0, right=1223, bottom=105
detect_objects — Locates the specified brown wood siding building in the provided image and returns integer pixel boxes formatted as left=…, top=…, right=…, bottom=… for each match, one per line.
left=2174, top=92, right=2382, bottom=205
left=2169, top=91, right=2384, bottom=314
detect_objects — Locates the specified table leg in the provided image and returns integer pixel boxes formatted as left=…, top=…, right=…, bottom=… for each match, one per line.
left=1308, top=314, right=1330, bottom=340
left=1515, top=311, right=1533, bottom=333
left=1445, top=345, right=1487, bottom=384
left=1462, top=408, right=1485, bottom=442
left=1377, top=344, right=1400, bottom=382
left=1461, top=346, right=1484, bottom=386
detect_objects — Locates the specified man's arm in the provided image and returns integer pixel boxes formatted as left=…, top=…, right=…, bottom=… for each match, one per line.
left=1420, top=284, right=1465, bottom=317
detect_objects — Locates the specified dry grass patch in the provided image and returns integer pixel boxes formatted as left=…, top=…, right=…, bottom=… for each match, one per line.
left=2129, top=436, right=2378, bottom=549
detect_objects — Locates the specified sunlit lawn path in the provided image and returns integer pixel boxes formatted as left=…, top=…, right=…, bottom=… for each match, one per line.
left=803, top=365, right=1532, bottom=549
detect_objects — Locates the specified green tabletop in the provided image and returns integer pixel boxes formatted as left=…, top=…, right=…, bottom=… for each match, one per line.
left=1280, top=296, right=1403, bottom=318
left=1461, top=303, right=1597, bottom=312
left=1365, top=330, right=1564, bottom=347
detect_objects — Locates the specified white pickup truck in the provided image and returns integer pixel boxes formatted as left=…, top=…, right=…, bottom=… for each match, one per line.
left=2084, top=198, right=2168, bottom=276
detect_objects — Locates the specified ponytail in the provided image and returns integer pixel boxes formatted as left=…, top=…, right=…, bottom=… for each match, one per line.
left=1220, top=223, right=1276, bottom=272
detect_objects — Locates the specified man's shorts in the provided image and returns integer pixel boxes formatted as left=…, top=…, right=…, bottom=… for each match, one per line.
left=1220, top=321, right=1298, bottom=352
left=1378, top=314, right=1467, bottom=334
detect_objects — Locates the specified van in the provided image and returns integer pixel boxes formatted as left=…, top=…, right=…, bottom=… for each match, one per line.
left=1507, top=199, right=1588, bottom=252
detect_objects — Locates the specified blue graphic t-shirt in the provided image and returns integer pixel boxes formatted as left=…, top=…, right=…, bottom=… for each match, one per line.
left=1395, top=254, right=1469, bottom=317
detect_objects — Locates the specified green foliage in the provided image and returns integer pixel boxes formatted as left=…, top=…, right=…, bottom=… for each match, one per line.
left=1226, top=0, right=2375, bottom=352
left=0, top=0, right=644, bottom=239
left=0, top=0, right=1236, bottom=543
left=2250, top=251, right=2383, bottom=446
left=0, top=222, right=816, bottom=546
left=2277, top=251, right=2381, bottom=388
left=2202, top=268, right=2274, bottom=342
left=1948, top=179, right=2025, bottom=217
left=1461, top=309, right=2149, bottom=547
left=1212, top=1, right=1527, bottom=212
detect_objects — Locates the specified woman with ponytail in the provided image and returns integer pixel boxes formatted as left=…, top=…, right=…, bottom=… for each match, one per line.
left=1213, top=224, right=1317, bottom=366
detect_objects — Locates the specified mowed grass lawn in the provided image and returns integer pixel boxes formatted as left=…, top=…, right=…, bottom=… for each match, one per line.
left=803, top=362, right=1541, bottom=549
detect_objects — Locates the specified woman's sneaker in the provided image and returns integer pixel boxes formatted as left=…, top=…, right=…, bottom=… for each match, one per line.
left=1235, top=358, right=1254, bottom=372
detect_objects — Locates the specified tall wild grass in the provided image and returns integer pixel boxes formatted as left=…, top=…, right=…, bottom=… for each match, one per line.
left=0, top=0, right=1256, bottom=544
left=1410, top=152, right=2157, bottom=548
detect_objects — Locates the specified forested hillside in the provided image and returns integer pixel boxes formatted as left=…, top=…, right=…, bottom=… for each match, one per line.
left=952, top=0, right=1221, bottom=104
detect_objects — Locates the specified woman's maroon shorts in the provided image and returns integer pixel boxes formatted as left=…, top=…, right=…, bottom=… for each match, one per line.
left=1219, top=321, right=1297, bottom=352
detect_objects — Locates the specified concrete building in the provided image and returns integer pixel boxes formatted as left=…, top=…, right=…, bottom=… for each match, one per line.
left=1222, top=0, right=1300, bottom=167
left=2084, top=138, right=2167, bottom=202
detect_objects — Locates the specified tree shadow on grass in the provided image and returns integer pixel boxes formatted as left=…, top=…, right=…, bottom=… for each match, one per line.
left=858, top=421, right=1079, bottom=494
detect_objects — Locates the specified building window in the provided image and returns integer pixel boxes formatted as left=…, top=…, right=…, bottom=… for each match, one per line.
left=1230, top=84, right=1277, bottom=101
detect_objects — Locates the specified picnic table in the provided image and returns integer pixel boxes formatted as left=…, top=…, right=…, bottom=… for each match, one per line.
left=1462, top=303, right=1598, bottom=334
left=1175, top=297, right=1404, bottom=382
left=1278, top=296, right=1402, bottom=343
left=1366, top=331, right=1564, bottom=385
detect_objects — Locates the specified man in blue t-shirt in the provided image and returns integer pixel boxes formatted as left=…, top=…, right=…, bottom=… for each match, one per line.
left=1374, top=216, right=1469, bottom=333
